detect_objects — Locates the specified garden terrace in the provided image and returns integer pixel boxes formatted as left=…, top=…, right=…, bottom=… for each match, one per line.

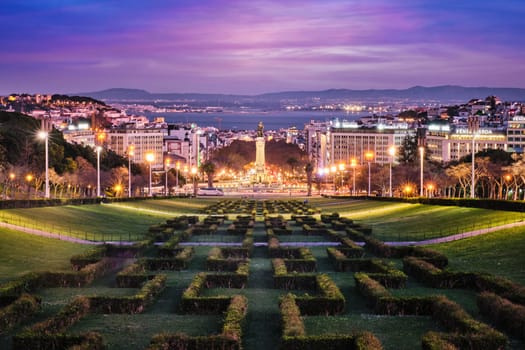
left=2, top=198, right=525, bottom=349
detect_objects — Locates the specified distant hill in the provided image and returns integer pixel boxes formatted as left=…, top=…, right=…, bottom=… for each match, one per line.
left=77, top=86, right=525, bottom=105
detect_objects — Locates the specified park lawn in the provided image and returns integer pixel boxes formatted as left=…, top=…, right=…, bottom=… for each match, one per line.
left=0, top=199, right=205, bottom=241
left=431, top=226, right=525, bottom=285
left=0, top=227, right=90, bottom=283
left=315, top=199, right=524, bottom=241
left=107, top=197, right=215, bottom=215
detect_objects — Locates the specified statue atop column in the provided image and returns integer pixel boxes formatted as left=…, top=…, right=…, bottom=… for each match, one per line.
left=257, top=121, right=264, bottom=137
left=254, top=121, right=267, bottom=183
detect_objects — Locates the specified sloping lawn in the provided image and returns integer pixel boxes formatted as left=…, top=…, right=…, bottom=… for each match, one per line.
left=0, top=227, right=90, bottom=283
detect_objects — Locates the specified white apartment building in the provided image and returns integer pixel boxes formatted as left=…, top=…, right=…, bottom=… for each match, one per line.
left=106, top=126, right=164, bottom=169
left=329, top=122, right=414, bottom=166
left=506, top=115, right=525, bottom=153
left=426, top=124, right=507, bottom=162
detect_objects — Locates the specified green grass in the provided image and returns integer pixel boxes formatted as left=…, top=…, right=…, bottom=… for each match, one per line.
left=315, top=199, right=525, bottom=241
left=432, top=226, right=525, bottom=285
left=0, top=198, right=212, bottom=241
left=0, top=227, right=90, bottom=283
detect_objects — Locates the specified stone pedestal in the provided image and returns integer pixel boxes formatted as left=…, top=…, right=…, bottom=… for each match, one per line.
left=254, top=136, right=267, bottom=183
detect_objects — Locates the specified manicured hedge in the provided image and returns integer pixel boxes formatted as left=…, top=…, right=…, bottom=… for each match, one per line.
left=180, top=272, right=246, bottom=314
left=115, top=263, right=154, bottom=288
left=12, top=296, right=102, bottom=350
left=280, top=293, right=382, bottom=350
left=477, top=292, right=525, bottom=338
left=88, top=274, right=166, bottom=314
left=0, top=293, right=41, bottom=334
left=141, top=247, right=194, bottom=270
left=354, top=272, right=507, bottom=349
left=148, top=295, right=247, bottom=350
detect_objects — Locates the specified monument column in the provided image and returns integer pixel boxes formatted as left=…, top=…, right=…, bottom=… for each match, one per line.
left=254, top=121, right=266, bottom=183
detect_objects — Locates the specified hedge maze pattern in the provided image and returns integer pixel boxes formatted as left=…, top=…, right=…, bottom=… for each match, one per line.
left=1, top=199, right=524, bottom=349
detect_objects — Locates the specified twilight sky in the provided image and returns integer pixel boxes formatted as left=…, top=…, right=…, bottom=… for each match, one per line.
left=2, top=0, right=524, bottom=95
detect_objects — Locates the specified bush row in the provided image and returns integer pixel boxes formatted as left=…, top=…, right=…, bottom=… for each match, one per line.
left=477, top=291, right=525, bottom=338
left=88, top=274, right=167, bottom=314
left=354, top=272, right=507, bottom=349
left=327, top=250, right=406, bottom=288
left=404, top=256, right=525, bottom=302
left=349, top=232, right=448, bottom=268
left=148, top=295, right=247, bottom=350
left=0, top=293, right=40, bottom=334
left=115, top=263, right=154, bottom=288
left=12, top=296, right=103, bottom=350
left=181, top=271, right=247, bottom=314
left=141, top=247, right=194, bottom=271
left=279, top=293, right=382, bottom=350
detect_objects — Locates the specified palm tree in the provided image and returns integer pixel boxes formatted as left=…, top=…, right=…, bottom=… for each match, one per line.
left=305, top=162, right=313, bottom=196
left=200, top=161, right=216, bottom=188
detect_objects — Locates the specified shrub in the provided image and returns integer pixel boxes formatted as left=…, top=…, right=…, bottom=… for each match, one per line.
left=477, top=292, right=525, bottom=338
left=280, top=293, right=305, bottom=337
left=0, top=293, right=41, bottom=334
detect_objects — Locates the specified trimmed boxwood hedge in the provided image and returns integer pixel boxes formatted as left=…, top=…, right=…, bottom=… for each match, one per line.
left=354, top=272, right=507, bottom=349
left=148, top=295, right=247, bottom=350
left=180, top=271, right=248, bottom=314
left=477, top=292, right=525, bottom=338
left=88, top=274, right=166, bottom=314
left=279, top=293, right=382, bottom=350
left=0, top=293, right=41, bottom=334
left=12, top=296, right=103, bottom=350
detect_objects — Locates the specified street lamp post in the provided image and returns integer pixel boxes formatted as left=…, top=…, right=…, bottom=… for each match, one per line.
left=175, top=161, right=180, bottom=191
left=350, top=158, right=356, bottom=195
left=365, top=151, right=374, bottom=196
left=388, top=146, right=396, bottom=197
left=128, top=146, right=134, bottom=197
left=338, top=163, right=345, bottom=192
left=38, top=131, right=50, bottom=198
left=468, top=116, right=479, bottom=198
left=96, top=146, right=101, bottom=197
left=191, top=166, right=198, bottom=196
left=165, top=158, right=171, bottom=196
left=145, top=152, right=155, bottom=197
left=419, top=147, right=424, bottom=197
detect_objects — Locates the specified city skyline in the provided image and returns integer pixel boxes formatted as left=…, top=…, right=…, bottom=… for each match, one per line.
left=1, top=0, right=525, bottom=95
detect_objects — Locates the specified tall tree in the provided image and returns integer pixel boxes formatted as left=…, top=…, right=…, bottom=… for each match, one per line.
left=304, top=162, right=313, bottom=196
left=200, top=161, right=216, bottom=188
left=398, top=135, right=418, bottom=164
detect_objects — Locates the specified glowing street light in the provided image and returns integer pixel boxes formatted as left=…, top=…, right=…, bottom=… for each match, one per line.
left=96, top=146, right=102, bottom=197
left=350, top=158, right=357, bottom=195
left=191, top=166, right=198, bottom=196
left=26, top=174, right=33, bottom=198
left=175, top=161, right=180, bottom=191
left=427, top=183, right=434, bottom=198
left=419, top=147, right=424, bottom=197
left=128, top=145, right=134, bottom=197
left=114, top=184, right=122, bottom=197
left=338, top=163, right=345, bottom=191
left=165, top=158, right=171, bottom=196
left=365, top=151, right=374, bottom=196
left=388, top=146, right=396, bottom=197
left=145, top=152, right=155, bottom=196
left=38, top=130, right=50, bottom=198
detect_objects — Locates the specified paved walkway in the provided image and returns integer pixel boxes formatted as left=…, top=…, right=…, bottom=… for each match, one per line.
left=2, top=218, right=525, bottom=247
left=384, top=219, right=525, bottom=246
left=0, top=221, right=129, bottom=246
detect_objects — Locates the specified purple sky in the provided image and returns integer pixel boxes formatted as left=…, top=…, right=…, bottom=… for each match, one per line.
left=1, top=0, right=524, bottom=95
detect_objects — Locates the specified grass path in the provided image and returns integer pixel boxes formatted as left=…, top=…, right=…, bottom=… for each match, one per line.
left=243, top=221, right=281, bottom=350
